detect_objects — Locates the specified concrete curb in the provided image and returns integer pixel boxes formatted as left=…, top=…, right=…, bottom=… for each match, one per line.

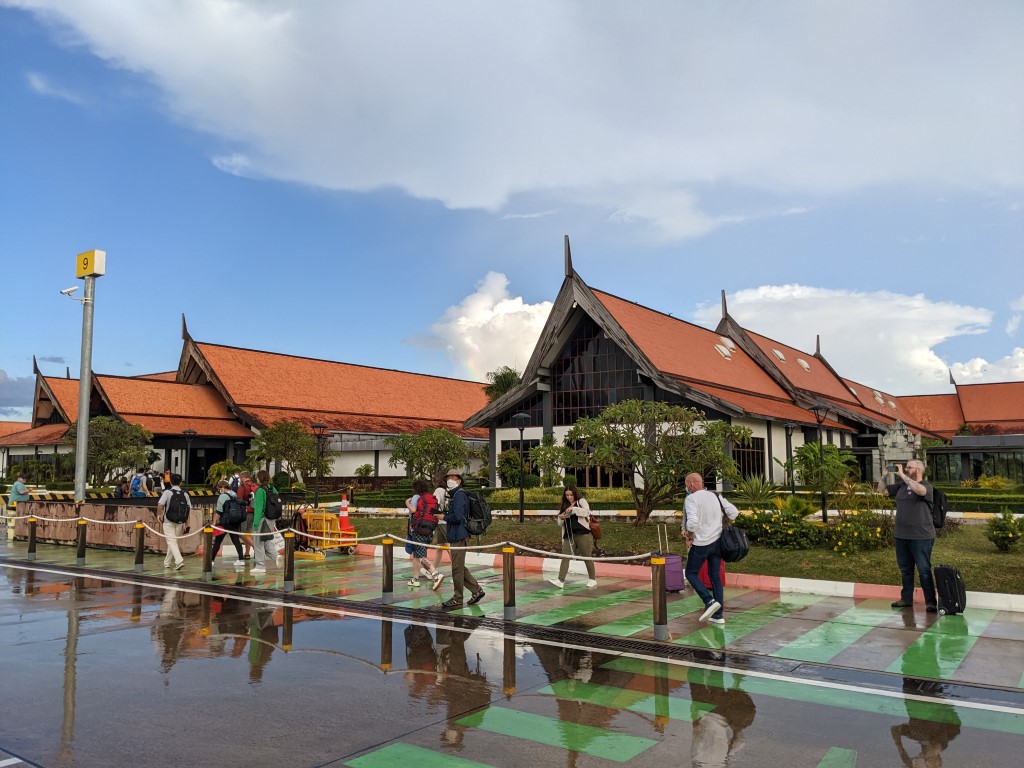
left=355, top=543, right=1023, bottom=612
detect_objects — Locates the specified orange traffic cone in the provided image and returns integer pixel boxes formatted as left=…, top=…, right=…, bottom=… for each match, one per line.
left=338, top=493, right=352, bottom=531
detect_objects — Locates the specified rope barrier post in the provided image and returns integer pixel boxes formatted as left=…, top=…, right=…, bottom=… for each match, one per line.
left=134, top=522, right=146, bottom=573
left=380, top=619, right=392, bottom=672
left=282, top=606, right=293, bottom=651
left=382, top=537, right=394, bottom=604
left=651, top=555, right=669, bottom=640
left=502, top=545, right=516, bottom=621
left=76, top=519, right=87, bottom=565
left=27, top=517, right=37, bottom=561
left=283, top=531, right=295, bottom=592
left=503, top=635, right=516, bottom=697
left=201, top=527, right=214, bottom=581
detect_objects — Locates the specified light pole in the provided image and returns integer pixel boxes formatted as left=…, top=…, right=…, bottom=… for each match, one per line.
left=808, top=406, right=831, bottom=524
left=511, top=413, right=530, bottom=524
left=182, top=429, right=197, bottom=486
left=63, top=249, right=105, bottom=503
left=311, top=422, right=329, bottom=508
left=783, top=422, right=797, bottom=495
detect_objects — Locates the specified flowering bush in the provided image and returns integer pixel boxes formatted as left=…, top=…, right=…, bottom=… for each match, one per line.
left=822, top=511, right=894, bottom=556
left=734, top=495, right=821, bottom=550
left=985, top=508, right=1024, bottom=552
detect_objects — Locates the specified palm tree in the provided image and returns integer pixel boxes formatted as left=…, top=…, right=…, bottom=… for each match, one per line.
left=484, top=365, right=521, bottom=402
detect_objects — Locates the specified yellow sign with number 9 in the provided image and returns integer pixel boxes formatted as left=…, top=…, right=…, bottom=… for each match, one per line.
left=76, top=249, right=106, bottom=278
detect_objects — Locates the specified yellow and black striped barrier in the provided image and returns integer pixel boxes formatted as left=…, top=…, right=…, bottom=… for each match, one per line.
left=1, top=487, right=218, bottom=507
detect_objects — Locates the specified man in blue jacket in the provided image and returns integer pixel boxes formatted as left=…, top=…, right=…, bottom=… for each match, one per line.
left=440, top=469, right=485, bottom=610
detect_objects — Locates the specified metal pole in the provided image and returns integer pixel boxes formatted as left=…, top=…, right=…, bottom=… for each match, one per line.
left=283, top=531, right=295, bottom=592
left=518, top=428, right=525, bottom=524
left=73, top=276, right=96, bottom=504
left=818, top=431, right=828, bottom=524
left=502, top=545, right=516, bottom=620
left=28, top=517, right=37, bottom=561
left=313, top=438, right=322, bottom=509
left=202, top=527, right=213, bottom=581
left=652, top=555, right=668, bottom=640
left=134, top=522, right=145, bottom=573
left=76, top=519, right=87, bottom=565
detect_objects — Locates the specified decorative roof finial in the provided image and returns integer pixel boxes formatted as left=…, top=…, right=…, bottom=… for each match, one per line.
left=564, top=235, right=573, bottom=277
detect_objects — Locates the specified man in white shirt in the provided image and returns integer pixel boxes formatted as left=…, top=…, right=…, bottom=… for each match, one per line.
left=682, top=473, right=739, bottom=625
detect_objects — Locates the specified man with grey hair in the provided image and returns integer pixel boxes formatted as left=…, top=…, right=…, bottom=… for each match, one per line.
left=885, top=460, right=937, bottom=612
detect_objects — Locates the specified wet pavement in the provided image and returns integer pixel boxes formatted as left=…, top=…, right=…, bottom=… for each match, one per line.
left=2, top=539, right=1023, bottom=767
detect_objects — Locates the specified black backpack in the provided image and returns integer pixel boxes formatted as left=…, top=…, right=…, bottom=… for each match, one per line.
left=219, top=495, right=246, bottom=527
left=928, top=487, right=949, bottom=529
left=262, top=486, right=284, bottom=520
left=165, top=489, right=190, bottom=524
left=463, top=490, right=492, bottom=536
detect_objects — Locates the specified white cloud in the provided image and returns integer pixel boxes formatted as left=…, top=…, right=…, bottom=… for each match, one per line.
left=1007, top=315, right=1021, bottom=336
left=10, top=1, right=1024, bottom=240
left=501, top=210, right=558, bottom=221
left=692, top=285, right=993, bottom=394
left=951, top=348, right=1024, bottom=383
left=1011, top=294, right=1024, bottom=312
left=410, top=272, right=552, bottom=380
left=25, top=71, right=84, bottom=105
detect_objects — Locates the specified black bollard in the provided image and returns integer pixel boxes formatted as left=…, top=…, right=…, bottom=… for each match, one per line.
left=202, top=527, right=214, bottom=581
left=502, top=545, right=516, bottom=621
left=76, top=519, right=87, bottom=565
left=382, top=537, right=394, bottom=603
left=27, top=517, right=37, bottom=561
left=134, top=522, right=146, bottom=573
left=283, top=531, right=295, bottom=592
left=652, top=555, right=668, bottom=640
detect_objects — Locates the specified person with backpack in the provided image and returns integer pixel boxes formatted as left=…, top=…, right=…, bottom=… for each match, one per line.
left=548, top=485, right=598, bottom=589
left=404, top=479, right=445, bottom=589
left=439, top=469, right=485, bottom=610
left=157, top=473, right=192, bottom=571
left=211, top=479, right=246, bottom=567
left=250, top=469, right=284, bottom=575
left=236, top=470, right=259, bottom=560
left=884, top=460, right=938, bottom=613
left=113, top=477, right=130, bottom=498
left=229, top=471, right=241, bottom=494
left=130, top=468, right=149, bottom=498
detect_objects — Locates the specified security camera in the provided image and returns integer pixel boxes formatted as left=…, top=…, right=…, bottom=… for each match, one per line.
left=59, top=287, right=78, bottom=297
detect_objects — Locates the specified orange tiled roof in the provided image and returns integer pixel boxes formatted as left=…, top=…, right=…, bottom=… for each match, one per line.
left=592, top=290, right=791, bottom=400
left=898, top=394, right=964, bottom=438
left=744, top=330, right=858, bottom=405
left=43, top=376, right=80, bottom=423
left=0, top=421, right=30, bottom=437
left=0, top=423, right=69, bottom=447
left=956, top=382, right=1024, bottom=428
left=135, top=371, right=178, bottom=382
left=243, top=407, right=487, bottom=440
left=840, top=377, right=915, bottom=421
left=687, top=384, right=851, bottom=430
left=195, top=342, right=489, bottom=434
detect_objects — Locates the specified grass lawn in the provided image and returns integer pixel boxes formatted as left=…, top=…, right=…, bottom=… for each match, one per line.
left=345, top=515, right=1024, bottom=595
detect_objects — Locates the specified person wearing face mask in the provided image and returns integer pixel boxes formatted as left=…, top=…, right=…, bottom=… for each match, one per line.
left=439, top=469, right=485, bottom=610
left=682, top=473, right=738, bottom=625
left=884, top=460, right=937, bottom=612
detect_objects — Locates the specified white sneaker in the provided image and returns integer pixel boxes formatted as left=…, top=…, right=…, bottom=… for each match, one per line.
left=233, top=560, right=246, bottom=567
left=586, top=579, right=598, bottom=588
left=431, top=573, right=446, bottom=591
left=548, top=578, right=565, bottom=589
left=251, top=566, right=267, bottom=575
left=699, top=600, right=722, bottom=622
left=708, top=617, right=726, bottom=625
left=275, top=554, right=284, bottom=568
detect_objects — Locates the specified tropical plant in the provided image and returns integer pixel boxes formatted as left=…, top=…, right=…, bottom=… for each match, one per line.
left=564, top=400, right=751, bottom=526
left=985, top=508, right=1023, bottom=552
left=354, top=464, right=375, bottom=479
left=731, top=476, right=782, bottom=510
left=206, top=460, right=243, bottom=486
left=484, top=365, right=521, bottom=402
left=386, top=427, right=470, bottom=485
left=62, top=417, right=153, bottom=485
left=733, top=495, right=821, bottom=550
left=246, top=421, right=334, bottom=482
left=528, top=434, right=572, bottom=487
left=497, top=448, right=526, bottom=487
left=784, top=443, right=859, bottom=495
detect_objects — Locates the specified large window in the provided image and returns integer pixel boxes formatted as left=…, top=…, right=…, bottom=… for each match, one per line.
left=733, top=437, right=766, bottom=480
left=551, top=316, right=646, bottom=426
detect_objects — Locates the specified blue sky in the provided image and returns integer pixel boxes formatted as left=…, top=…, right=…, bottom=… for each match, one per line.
left=1, top=1, right=1022, bottom=423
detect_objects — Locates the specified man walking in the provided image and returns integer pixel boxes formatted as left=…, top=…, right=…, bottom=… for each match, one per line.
left=440, top=469, right=485, bottom=610
left=885, top=460, right=937, bottom=612
left=157, top=473, right=191, bottom=571
left=682, top=473, right=739, bottom=625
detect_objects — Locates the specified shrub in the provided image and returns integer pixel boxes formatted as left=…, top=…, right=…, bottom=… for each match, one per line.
left=354, top=464, right=375, bottom=478
left=985, top=508, right=1024, bottom=552
left=523, top=474, right=542, bottom=489
left=822, top=511, right=893, bottom=556
left=977, top=474, right=1015, bottom=491
left=272, top=471, right=291, bottom=490
left=732, top=476, right=781, bottom=510
left=497, top=449, right=525, bottom=487
left=734, top=495, right=821, bottom=550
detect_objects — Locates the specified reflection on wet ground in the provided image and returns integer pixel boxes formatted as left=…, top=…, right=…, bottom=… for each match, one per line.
left=1, top=565, right=1022, bottom=768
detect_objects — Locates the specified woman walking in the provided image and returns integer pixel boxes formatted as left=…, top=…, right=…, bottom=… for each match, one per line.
left=548, top=485, right=597, bottom=589
left=405, top=479, right=445, bottom=589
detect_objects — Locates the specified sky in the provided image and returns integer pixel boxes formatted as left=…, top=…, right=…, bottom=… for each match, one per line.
left=1, top=1, right=1022, bottom=424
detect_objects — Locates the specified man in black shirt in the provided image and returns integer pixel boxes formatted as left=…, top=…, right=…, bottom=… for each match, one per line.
left=885, top=460, right=937, bottom=612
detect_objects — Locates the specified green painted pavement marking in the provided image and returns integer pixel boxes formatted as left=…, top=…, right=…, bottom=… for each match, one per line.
left=345, top=742, right=492, bottom=768
left=817, top=746, right=857, bottom=768
left=458, top=706, right=657, bottom=762
left=518, top=586, right=655, bottom=627
left=540, top=679, right=715, bottom=721
left=603, top=658, right=1024, bottom=737
left=673, top=592, right=827, bottom=649
left=885, top=609, right=998, bottom=679
left=590, top=588, right=753, bottom=637
left=772, top=599, right=896, bottom=664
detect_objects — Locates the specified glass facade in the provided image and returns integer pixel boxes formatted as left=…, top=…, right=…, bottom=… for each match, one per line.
left=495, top=392, right=543, bottom=429
left=927, top=450, right=1024, bottom=484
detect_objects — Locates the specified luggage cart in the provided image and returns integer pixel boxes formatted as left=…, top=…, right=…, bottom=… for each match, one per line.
left=300, top=506, right=358, bottom=555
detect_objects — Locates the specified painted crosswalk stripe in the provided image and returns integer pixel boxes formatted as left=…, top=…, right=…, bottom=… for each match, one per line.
left=345, top=742, right=491, bottom=767
left=603, top=658, right=1024, bottom=736
left=673, top=593, right=827, bottom=649
left=457, top=706, right=657, bottom=762
left=590, top=588, right=752, bottom=637
left=540, top=679, right=715, bottom=721
left=517, top=587, right=655, bottom=627
left=817, top=746, right=857, bottom=767
left=771, top=599, right=896, bottom=664
left=885, top=609, right=997, bottom=679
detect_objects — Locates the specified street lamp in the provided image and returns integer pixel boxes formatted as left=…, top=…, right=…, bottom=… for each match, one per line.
left=511, top=413, right=530, bottom=524
left=311, top=422, right=329, bottom=508
left=808, top=406, right=831, bottom=524
left=783, top=423, right=797, bottom=495
left=182, top=429, right=197, bottom=486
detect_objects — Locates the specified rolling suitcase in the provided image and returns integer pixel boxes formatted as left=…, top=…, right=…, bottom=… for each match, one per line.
left=658, top=523, right=686, bottom=593
left=933, top=564, right=966, bottom=616
left=699, top=559, right=726, bottom=589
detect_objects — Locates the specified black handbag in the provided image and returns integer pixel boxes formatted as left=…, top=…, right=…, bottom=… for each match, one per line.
left=716, top=494, right=750, bottom=563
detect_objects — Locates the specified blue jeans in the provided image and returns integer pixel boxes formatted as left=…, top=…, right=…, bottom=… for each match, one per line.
left=895, top=537, right=936, bottom=606
left=685, top=540, right=724, bottom=620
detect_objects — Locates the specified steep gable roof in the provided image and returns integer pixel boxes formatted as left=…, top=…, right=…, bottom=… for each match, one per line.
left=38, top=376, right=80, bottom=425
left=0, top=423, right=69, bottom=447
left=0, top=421, right=30, bottom=437
left=955, top=381, right=1024, bottom=433
left=741, top=329, right=859, bottom=406
left=898, top=394, right=965, bottom=438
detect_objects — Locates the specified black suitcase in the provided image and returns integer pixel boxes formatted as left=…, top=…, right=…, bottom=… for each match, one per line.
left=934, top=564, right=967, bottom=616
left=658, top=523, right=686, bottom=593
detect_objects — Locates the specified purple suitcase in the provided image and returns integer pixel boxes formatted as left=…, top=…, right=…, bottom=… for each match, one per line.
left=659, top=524, right=687, bottom=593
